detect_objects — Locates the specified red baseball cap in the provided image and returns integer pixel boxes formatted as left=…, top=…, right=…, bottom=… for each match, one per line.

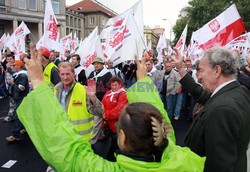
left=43, top=48, right=50, bottom=58
left=11, top=60, right=25, bottom=68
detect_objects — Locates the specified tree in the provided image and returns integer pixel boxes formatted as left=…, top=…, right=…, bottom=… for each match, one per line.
left=172, top=0, right=250, bottom=45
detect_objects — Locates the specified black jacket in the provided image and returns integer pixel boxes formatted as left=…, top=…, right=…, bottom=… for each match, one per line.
left=181, top=74, right=250, bottom=172
left=11, top=71, right=29, bottom=107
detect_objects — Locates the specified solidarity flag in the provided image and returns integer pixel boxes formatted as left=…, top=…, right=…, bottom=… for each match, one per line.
left=6, top=21, right=30, bottom=59
left=193, top=4, right=246, bottom=50
left=101, top=0, right=144, bottom=66
left=225, top=32, right=250, bottom=64
left=156, top=33, right=167, bottom=63
left=43, top=0, right=60, bottom=51
left=175, top=24, right=188, bottom=53
left=71, top=32, right=79, bottom=54
left=76, top=27, right=103, bottom=77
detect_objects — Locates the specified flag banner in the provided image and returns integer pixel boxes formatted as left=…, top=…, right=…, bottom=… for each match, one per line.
left=193, top=4, right=246, bottom=50
left=71, top=32, right=79, bottom=54
left=6, top=21, right=30, bottom=60
left=36, top=35, right=44, bottom=50
left=156, top=33, right=167, bottom=63
left=225, top=32, right=250, bottom=65
left=43, top=0, right=60, bottom=51
left=100, top=0, right=144, bottom=65
left=0, top=33, right=7, bottom=50
left=175, top=24, right=188, bottom=53
left=76, top=28, right=103, bottom=77
left=103, top=10, right=142, bottom=66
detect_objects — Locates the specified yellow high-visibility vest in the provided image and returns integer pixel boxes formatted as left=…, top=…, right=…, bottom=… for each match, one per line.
left=43, top=62, right=57, bottom=89
left=67, top=83, right=94, bottom=140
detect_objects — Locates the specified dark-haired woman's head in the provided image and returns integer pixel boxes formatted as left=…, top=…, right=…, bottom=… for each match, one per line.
left=117, top=102, right=170, bottom=156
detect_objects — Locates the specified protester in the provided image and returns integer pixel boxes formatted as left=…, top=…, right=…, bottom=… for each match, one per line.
left=121, top=60, right=137, bottom=88
left=145, top=59, right=162, bottom=91
left=54, top=62, right=103, bottom=141
left=49, top=50, right=61, bottom=67
left=172, top=47, right=250, bottom=171
left=93, top=76, right=128, bottom=161
left=71, top=54, right=87, bottom=85
left=3, top=54, right=16, bottom=122
left=160, top=59, right=180, bottom=119
left=88, top=57, right=112, bottom=101
left=41, top=48, right=60, bottom=89
left=106, top=59, right=124, bottom=82
left=6, top=60, right=29, bottom=142
left=17, top=44, right=205, bottom=172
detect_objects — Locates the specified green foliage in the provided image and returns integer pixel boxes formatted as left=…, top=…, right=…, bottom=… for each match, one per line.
left=172, top=0, right=250, bottom=45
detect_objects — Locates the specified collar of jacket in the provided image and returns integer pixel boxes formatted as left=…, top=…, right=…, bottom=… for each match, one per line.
left=116, top=149, right=163, bottom=162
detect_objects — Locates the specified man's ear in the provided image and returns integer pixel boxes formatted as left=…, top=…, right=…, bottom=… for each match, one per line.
left=214, top=65, right=222, bottom=78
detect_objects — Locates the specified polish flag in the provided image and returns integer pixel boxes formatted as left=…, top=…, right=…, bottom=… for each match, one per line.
left=193, top=4, right=246, bottom=50
left=175, top=24, right=188, bottom=52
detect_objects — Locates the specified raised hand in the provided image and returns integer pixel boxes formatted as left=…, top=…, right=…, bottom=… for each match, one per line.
left=24, top=43, right=44, bottom=89
left=135, top=55, right=147, bottom=81
left=171, top=48, right=187, bottom=77
left=86, top=79, right=97, bottom=103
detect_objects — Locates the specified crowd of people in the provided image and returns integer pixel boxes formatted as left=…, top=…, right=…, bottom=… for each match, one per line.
left=0, top=43, right=250, bottom=171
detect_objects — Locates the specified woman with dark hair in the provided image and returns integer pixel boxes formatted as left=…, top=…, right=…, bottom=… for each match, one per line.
left=17, top=44, right=205, bottom=172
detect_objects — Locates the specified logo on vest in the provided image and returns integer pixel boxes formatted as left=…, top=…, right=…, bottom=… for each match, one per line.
left=72, top=100, right=83, bottom=106
left=44, top=73, right=49, bottom=77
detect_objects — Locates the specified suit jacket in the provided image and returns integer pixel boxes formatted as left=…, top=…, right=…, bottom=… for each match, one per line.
left=180, top=74, right=250, bottom=172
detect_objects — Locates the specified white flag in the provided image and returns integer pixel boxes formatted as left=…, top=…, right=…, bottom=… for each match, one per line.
left=6, top=21, right=30, bottom=60
left=156, top=33, right=167, bottom=63
left=36, top=35, right=44, bottom=50
left=101, top=0, right=144, bottom=65
left=175, top=24, right=188, bottom=53
left=71, top=32, right=79, bottom=54
left=0, top=33, right=6, bottom=50
left=76, top=28, right=103, bottom=77
left=43, top=0, right=60, bottom=51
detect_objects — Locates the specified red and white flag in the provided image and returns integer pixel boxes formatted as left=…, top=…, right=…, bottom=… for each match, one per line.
left=6, top=21, right=30, bottom=59
left=71, top=32, right=79, bottom=54
left=175, top=24, right=188, bottom=53
left=193, top=4, right=246, bottom=50
left=156, top=33, right=167, bottom=63
left=43, top=0, right=60, bottom=51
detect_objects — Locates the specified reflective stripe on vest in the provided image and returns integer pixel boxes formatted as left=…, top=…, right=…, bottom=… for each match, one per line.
left=43, top=62, right=57, bottom=89
left=67, top=83, right=94, bottom=140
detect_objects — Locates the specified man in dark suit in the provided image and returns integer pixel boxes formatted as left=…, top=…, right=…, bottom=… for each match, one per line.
left=172, top=47, right=250, bottom=172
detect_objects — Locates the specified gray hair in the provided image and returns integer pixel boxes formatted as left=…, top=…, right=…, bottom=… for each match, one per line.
left=205, top=47, right=239, bottom=76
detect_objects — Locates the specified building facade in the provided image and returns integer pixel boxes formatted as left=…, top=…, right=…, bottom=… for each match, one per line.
left=144, top=27, right=160, bottom=56
left=0, top=0, right=66, bottom=44
left=68, top=0, right=117, bottom=37
left=65, top=9, right=84, bottom=39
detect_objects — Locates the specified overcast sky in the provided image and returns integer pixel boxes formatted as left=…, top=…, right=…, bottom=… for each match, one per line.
left=66, top=0, right=189, bottom=39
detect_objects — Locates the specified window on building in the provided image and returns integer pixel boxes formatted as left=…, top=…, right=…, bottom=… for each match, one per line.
left=102, top=18, right=106, bottom=26
left=66, top=28, right=69, bottom=35
left=18, top=0, right=26, bottom=9
left=28, top=0, right=37, bottom=10
left=70, top=16, right=73, bottom=27
left=74, top=17, right=77, bottom=27
left=78, top=19, right=81, bottom=28
left=66, top=15, right=69, bottom=25
left=89, top=17, right=95, bottom=25
left=78, top=30, right=81, bottom=40
left=0, top=24, right=4, bottom=37
left=52, top=0, right=59, bottom=14
left=0, top=0, right=5, bottom=6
